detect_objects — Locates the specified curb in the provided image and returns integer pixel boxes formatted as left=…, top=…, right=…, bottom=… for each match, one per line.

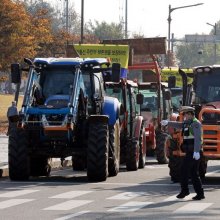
left=0, top=159, right=72, bottom=178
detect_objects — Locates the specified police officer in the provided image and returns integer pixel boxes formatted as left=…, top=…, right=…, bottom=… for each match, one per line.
left=161, top=106, right=205, bottom=200
left=7, top=101, right=18, bottom=135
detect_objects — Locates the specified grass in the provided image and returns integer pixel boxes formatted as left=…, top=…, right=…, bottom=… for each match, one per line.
left=0, top=94, right=23, bottom=134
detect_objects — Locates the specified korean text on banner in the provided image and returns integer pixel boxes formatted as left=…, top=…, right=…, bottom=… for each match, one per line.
left=73, top=44, right=129, bottom=78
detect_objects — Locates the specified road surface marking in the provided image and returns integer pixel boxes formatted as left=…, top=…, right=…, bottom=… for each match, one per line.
left=107, top=192, right=148, bottom=200
left=0, top=189, right=39, bottom=198
left=50, top=190, right=93, bottom=199
left=108, top=201, right=153, bottom=212
left=206, top=170, right=220, bottom=176
left=0, top=199, right=34, bottom=209
left=173, top=202, right=213, bottom=214
left=163, top=194, right=196, bottom=202
left=54, top=211, right=91, bottom=220
left=43, top=200, right=92, bottom=211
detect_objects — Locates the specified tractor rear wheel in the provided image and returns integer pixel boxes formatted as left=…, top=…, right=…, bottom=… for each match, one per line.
left=126, top=141, right=139, bottom=171
left=8, top=126, right=30, bottom=180
left=155, top=131, right=169, bottom=164
left=87, top=122, right=109, bottom=181
left=199, top=154, right=208, bottom=181
left=108, top=120, right=120, bottom=177
left=139, top=125, right=146, bottom=169
left=168, top=155, right=182, bottom=183
left=167, top=140, right=182, bottom=182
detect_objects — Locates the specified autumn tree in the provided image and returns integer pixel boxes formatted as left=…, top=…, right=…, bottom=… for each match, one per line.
left=0, top=0, right=36, bottom=71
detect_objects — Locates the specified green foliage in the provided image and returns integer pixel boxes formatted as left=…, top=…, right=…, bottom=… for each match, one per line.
left=85, top=20, right=124, bottom=40
left=175, top=42, right=219, bottom=68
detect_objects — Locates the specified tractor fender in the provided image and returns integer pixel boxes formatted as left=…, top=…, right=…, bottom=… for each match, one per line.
left=132, top=116, right=144, bottom=140
left=102, top=96, right=120, bottom=126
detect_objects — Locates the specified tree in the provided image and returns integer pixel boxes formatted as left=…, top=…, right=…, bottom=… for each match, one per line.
left=175, top=42, right=217, bottom=68
left=175, top=21, right=220, bottom=67
left=85, top=20, right=124, bottom=41
left=0, top=0, right=36, bottom=71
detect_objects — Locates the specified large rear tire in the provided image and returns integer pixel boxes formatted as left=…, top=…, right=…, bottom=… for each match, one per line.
left=87, top=122, right=109, bottom=181
left=155, top=131, right=169, bottom=164
left=108, top=120, right=120, bottom=177
left=199, top=154, right=208, bottom=181
left=168, top=140, right=182, bottom=182
left=126, top=141, right=139, bottom=171
left=168, top=155, right=182, bottom=183
left=139, top=125, right=146, bottom=169
left=8, top=126, right=30, bottom=180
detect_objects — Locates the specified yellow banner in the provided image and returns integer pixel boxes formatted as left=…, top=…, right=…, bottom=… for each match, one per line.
left=73, top=44, right=129, bottom=69
left=161, top=68, right=193, bottom=87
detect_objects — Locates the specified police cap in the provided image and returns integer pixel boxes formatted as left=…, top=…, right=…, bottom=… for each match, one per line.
left=180, top=106, right=195, bottom=113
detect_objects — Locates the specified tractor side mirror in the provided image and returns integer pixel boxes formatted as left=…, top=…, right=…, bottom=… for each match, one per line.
left=168, top=76, right=176, bottom=88
left=111, top=63, right=121, bottom=83
left=136, top=93, right=144, bottom=104
left=11, top=63, right=21, bottom=84
left=164, top=90, right=171, bottom=100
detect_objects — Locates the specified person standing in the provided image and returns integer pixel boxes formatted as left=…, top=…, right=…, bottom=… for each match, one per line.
left=161, top=106, right=205, bottom=200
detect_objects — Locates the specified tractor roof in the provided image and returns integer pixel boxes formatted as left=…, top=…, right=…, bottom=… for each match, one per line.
left=34, top=57, right=111, bottom=68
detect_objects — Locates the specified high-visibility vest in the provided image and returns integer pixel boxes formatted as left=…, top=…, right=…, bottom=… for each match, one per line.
left=182, top=118, right=198, bottom=146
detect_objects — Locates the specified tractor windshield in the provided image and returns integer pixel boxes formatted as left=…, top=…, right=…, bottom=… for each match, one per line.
left=105, top=83, right=123, bottom=103
left=139, top=88, right=158, bottom=117
left=41, top=68, right=76, bottom=98
left=170, top=88, right=182, bottom=111
left=194, top=69, right=220, bottom=103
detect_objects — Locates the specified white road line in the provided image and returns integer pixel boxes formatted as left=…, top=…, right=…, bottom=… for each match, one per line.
left=54, top=211, right=91, bottom=220
left=0, top=199, right=34, bottom=209
left=173, top=202, right=213, bottom=214
left=108, top=201, right=153, bottom=212
left=206, top=170, right=220, bottom=176
left=50, top=190, right=93, bottom=199
left=163, top=193, right=196, bottom=202
left=43, top=200, right=92, bottom=211
left=0, top=189, right=39, bottom=198
left=107, top=192, right=148, bottom=200
left=92, top=182, right=179, bottom=186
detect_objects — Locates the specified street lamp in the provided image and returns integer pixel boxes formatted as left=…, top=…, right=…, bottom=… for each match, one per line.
left=206, top=22, right=217, bottom=64
left=167, top=3, right=204, bottom=66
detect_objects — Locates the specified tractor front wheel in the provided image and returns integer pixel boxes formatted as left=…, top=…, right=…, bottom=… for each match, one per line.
left=8, top=126, right=30, bottom=180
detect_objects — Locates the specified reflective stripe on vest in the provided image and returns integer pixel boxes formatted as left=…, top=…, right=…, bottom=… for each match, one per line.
left=183, top=135, right=194, bottom=139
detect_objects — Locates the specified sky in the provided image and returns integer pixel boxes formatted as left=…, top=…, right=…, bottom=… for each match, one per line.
left=68, top=0, right=220, bottom=39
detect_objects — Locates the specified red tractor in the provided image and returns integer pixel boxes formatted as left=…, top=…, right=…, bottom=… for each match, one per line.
left=105, top=78, right=146, bottom=170
left=129, top=56, right=177, bottom=164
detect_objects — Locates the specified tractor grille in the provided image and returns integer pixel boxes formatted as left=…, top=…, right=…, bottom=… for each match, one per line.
left=46, top=114, right=65, bottom=125
left=202, top=112, right=220, bottom=124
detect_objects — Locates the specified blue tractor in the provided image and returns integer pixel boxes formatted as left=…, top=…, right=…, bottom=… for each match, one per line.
left=8, top=57, right=121, bottom=182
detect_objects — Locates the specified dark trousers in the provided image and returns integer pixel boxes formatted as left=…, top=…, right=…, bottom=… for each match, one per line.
left=180, top=152, right=204, bottom=195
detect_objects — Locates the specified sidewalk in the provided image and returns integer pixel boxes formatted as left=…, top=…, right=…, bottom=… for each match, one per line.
left=0, top=135, right=71, bottom=178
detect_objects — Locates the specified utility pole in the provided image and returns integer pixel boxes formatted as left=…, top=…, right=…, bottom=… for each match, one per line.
left=167, top=3, right=204, bottom=67
left=125, top=0, right=128, bottom=39
left=81, top=0, right=84, bottom=43
left=65, top=0, right=69, bottom=33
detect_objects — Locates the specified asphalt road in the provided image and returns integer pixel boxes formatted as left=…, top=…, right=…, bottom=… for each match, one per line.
left=0, top=157, right=220, bottom=220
